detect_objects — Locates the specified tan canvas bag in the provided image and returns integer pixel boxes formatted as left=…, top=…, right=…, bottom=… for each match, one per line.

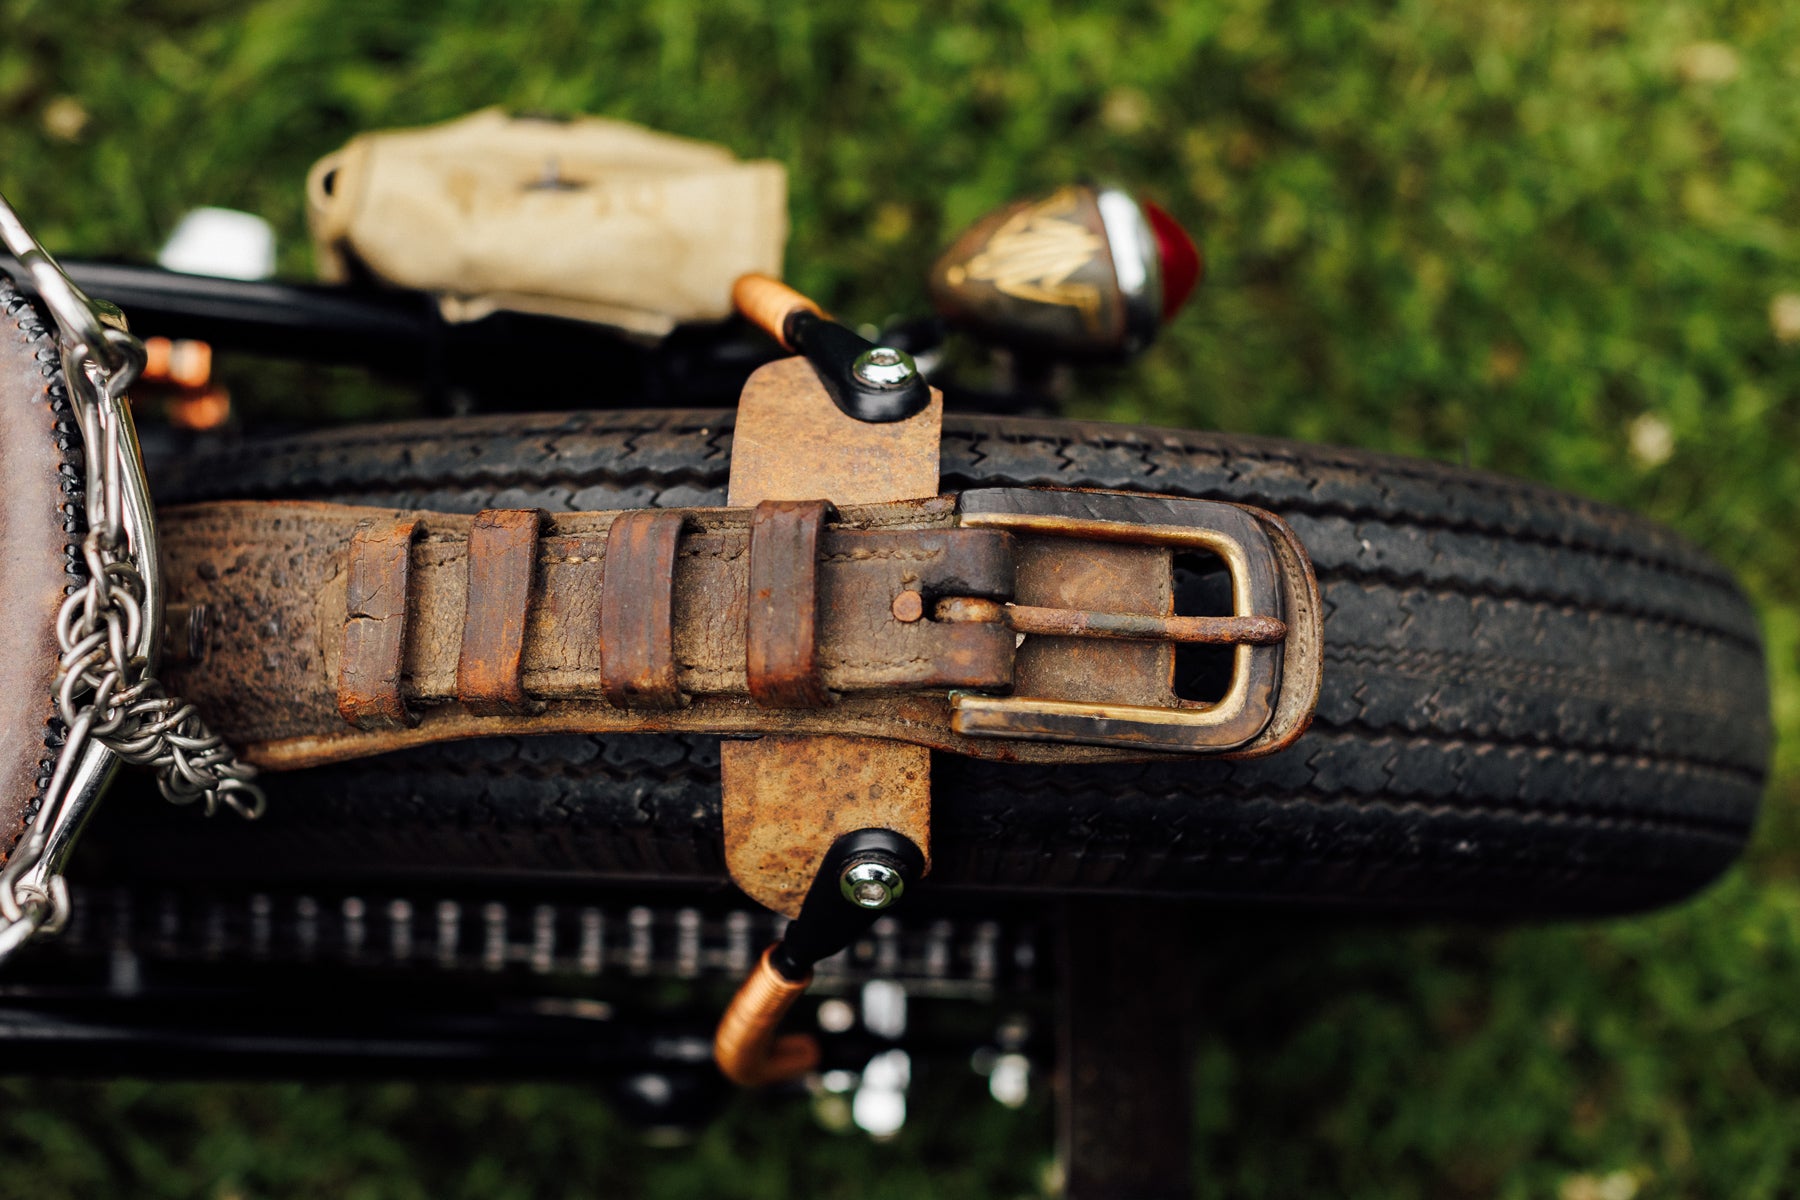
left=307, top=108, right=788, bottom=338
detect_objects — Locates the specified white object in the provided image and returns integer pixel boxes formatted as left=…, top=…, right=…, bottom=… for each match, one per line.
left=988, top=1052, right=1031, bottom=1108
left=816, top=997, right=857, bottom=1034
left=158, top=207, right=277, bottom=280
left=852, top=1049, right=912, bottom=1138
left=859, top=980, right=908, bottom=1040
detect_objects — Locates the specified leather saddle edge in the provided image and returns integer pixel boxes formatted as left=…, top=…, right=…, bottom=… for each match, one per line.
left=0, top=277, right=80, bottom=865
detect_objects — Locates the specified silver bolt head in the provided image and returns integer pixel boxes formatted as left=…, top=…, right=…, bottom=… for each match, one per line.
left=851, top=346, right=918, bottom=389
left=840, top=860, right=904, bottom=909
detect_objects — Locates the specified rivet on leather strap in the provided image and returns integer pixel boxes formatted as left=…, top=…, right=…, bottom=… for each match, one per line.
left=598, top=510, right=686, bottom=710
left=746, top=499, right=835, bottom=709
left=456, top=508, right=544, bottom=716
left=338, top=515, right=421, bottom=731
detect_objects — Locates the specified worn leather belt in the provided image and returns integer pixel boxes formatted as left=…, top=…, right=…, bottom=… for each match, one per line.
left=157, top=487, right=1321, bottom=771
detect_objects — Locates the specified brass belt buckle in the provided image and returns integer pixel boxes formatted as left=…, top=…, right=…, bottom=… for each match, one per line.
left=947, top=487, right=1318, bottom=754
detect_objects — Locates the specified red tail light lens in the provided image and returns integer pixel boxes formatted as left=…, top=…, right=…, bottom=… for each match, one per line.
left=1141, top=200, right=1203, bottom=321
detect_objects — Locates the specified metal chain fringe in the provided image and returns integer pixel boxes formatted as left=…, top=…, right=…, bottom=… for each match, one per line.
left=57, top=531, right=266, bottom=820
left=0, top=189, right=265, bottom=960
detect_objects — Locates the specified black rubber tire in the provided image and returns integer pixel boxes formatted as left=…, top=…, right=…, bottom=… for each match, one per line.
left=115, top=410, right=1769, bottom=917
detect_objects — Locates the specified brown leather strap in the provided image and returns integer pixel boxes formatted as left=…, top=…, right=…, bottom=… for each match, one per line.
left=338, top=516, right=421, bottom=730
left=158, top=496, right=1021, bottom=769
left=746, top=499, right=833, bottom=708
left=598, top=510, right=685, bottom=710
left=457, top=508, right=543, bottom=716
left=155, top=491, right=1319, bottom=775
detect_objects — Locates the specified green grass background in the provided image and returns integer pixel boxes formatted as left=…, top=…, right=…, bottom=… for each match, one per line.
left=2, top=0, right=1798, bottom=1195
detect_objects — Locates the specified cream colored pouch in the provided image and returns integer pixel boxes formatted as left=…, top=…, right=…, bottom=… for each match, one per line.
left=307, top=108, right=788, bottom=339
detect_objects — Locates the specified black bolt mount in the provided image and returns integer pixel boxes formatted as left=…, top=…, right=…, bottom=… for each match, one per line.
left=782, top=309, right=932, bottom=424
left=766, top=828, right=926, bottom=982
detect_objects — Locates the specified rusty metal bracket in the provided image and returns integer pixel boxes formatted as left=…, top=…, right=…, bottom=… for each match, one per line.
left=721, top=351, right=943, bottom=921
left=714, top=298, right=945, bottom=1089
left=721, top=734, right=932, bottom=918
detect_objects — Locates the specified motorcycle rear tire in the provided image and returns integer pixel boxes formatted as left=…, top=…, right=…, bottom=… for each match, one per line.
left=121, top=409, right=1769, bottom=917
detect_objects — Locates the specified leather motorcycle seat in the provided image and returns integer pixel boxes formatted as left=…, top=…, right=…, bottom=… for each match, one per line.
left=0, top=275, right=79, bottom=867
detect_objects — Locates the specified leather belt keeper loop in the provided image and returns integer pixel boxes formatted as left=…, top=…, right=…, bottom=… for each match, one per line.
left=599, top=509, right=686, bottom=710
left=338, top=515, right=421, bottom=730
left=747, top=499, right=835, bottom=708
left=457, top=508, right=544, bottom=716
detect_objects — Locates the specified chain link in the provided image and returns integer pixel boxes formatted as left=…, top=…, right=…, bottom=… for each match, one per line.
left=56, top=531, right=267, bottom=820
left=0, top=191, right=265, bottom=960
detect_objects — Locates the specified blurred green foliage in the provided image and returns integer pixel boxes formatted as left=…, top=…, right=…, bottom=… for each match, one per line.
left=1, top=0, right=1796, bottom=1195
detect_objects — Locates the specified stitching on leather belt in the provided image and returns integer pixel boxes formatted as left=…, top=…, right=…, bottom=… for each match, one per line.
left=747, top=499, right=834, bottom=708
left=338, top=515, right=421, bottom=730
left=456, top=508, right=544, bottom=717
left=599, top=510, right=686, bottom=710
